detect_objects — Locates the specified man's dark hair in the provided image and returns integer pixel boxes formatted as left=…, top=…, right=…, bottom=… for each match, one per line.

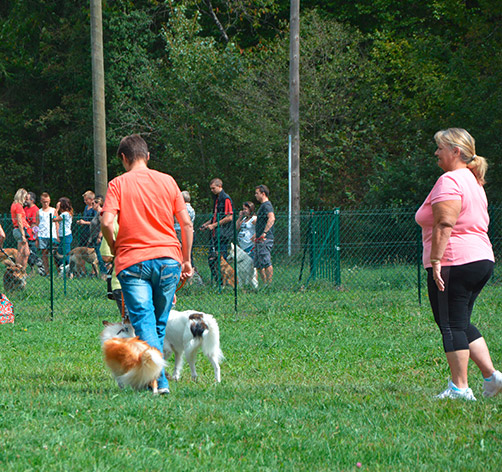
left=255, top=184, right=269, bottom=197
left=28, top=191, right=36, bottom=202
left=117, top=134, right=149, bottom=163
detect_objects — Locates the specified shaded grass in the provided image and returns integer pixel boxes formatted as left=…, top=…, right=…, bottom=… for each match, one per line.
left=1, top=286, right=502, bottom=470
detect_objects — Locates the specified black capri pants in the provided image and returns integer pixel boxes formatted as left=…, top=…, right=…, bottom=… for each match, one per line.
left=427, top=259, right=493, bottom=353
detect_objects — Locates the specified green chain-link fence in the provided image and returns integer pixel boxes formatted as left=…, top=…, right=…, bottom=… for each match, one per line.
left=2, top=206, right=502, bottom=320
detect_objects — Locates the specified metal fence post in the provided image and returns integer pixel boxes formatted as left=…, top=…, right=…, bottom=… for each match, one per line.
left=49, top=215, right=54, bottom=320
left=62, top=214, right=67, bottom=295
left=334, top=208, right=341, bottom=287
left=233, top=212, right=238, bottom=316
left=216, top=213, right=221, bottom=291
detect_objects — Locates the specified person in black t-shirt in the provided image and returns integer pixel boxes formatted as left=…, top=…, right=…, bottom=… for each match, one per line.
left=253, top=185, right=275, bottom=285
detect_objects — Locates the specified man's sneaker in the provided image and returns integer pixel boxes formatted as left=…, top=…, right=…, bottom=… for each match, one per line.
left=156, top=387, right=170, bottom=395
left=435, top=380, right=477, bottom=401
left=483, top=370, right=502, bottom=398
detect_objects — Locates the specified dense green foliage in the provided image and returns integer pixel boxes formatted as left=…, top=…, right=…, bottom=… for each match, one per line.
left=1, top=0, right=501, bottom=211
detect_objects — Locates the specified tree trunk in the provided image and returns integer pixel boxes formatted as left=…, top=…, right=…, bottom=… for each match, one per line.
left=289, top=0, right=300, bottom=253
left=90, top=0, right=108, bottom=196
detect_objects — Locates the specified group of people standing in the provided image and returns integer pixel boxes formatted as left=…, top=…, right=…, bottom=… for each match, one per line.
left=200, top=178, right=276, bottom=286
left=2, top=189, right=106, bottom=275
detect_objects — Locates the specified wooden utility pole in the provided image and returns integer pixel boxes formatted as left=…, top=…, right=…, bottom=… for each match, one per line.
left=289, top=0, right=300, bottom=253
left=90, top=0, right=108, bottom=196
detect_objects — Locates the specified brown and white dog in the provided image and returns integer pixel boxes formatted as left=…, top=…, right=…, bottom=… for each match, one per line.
left=101, top=309, right=223, bottom=384
left=100, top=321, right=166, bottom=393
left=57, top=247, right=100, bottom=278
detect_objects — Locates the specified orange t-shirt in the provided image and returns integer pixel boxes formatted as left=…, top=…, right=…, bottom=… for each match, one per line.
left=102, top=167, right=185, bottom=274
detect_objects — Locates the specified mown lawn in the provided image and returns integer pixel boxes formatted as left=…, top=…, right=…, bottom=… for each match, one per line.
left=1, top=283, right=502, bottom=471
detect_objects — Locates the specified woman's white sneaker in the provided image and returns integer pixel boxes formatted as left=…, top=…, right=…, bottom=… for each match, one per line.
left=483, top=370, right=502, bottom=398
left=435, top=380, right=477, bottom=401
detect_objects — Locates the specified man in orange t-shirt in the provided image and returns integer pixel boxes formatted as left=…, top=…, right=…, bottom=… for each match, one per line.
left=102, top=134, right=193, bottom=395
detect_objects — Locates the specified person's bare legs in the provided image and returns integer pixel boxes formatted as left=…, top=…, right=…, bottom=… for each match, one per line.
left=264, top=265, right=273, bottom=284
left=469, top=337, right=495, bottom=379
left=41, top=249, right=49, bottom=274
left=16, top=240, right=29, bottom=270
left=445, top=350, right=470, bottom=388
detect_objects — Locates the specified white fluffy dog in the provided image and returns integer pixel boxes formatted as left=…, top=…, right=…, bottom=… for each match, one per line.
left=227, top=242, right=258, bottom=289
left=101, top=309, right=223, bottom=383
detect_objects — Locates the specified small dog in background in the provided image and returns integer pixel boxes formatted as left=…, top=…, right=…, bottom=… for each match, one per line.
left=101, top=309, right=223, bottom=384
left=219, top=256, right=235, bottom=288
left=227, top=243, right=258, bottom=289
left=100, top=321, right=166, bottom=393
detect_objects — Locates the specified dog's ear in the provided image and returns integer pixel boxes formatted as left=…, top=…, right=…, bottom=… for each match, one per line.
left=102, top=320, right=112, bottom=326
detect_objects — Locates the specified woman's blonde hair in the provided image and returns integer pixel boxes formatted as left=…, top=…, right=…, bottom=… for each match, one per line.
left=13, top=188, right=28, bottom=205
left=434, top=128, right=487, bottom=185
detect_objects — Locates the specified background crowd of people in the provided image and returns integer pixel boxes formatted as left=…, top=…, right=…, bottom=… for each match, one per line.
left=0, top=173, right=276, bottom=289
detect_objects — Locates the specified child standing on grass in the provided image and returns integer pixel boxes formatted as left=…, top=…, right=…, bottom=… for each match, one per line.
left=54, top=197, right=73, bottom=266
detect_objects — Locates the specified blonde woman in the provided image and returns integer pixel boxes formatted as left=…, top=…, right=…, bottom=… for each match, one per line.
left=416, top=128, right=502, bottom=400
left=10, top=188, right=30, bottom=269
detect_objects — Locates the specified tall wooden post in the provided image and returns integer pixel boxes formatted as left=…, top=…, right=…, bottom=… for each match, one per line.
left=90, top=0, right=108, bottom=196
left=289, top=0, right=300, bottom=253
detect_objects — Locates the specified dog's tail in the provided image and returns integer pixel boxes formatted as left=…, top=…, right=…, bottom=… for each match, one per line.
left=119, top=348, right=166, bottom=390
left=201, top=315, right=224, bottom=363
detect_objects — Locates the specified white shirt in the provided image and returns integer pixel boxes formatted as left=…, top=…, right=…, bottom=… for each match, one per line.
left=38, top=207, right=57, bottom=238
left=58, top=212, right=72, bottom=237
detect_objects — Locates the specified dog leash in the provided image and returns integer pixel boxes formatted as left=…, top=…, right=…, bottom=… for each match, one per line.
left=176, top=276, right=187, bottom=293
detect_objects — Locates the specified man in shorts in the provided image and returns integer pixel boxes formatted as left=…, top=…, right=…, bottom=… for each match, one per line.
left=38, top=192, right=59, bottom=275
left=254, top=185, right=275, bottom=285
left=102, top=134, right=193, bottom=396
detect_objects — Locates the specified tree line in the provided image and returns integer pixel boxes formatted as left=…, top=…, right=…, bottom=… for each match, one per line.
left=1, top=0, right=501, bottom=213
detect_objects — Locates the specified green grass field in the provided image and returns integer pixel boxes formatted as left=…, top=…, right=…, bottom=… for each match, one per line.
left=1, top=279, right=502, bottom=471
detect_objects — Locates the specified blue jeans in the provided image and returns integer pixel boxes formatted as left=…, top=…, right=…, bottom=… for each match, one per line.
left=117, top=258, right=181, bottom=390
left=57, top=234, right=73, bottom=265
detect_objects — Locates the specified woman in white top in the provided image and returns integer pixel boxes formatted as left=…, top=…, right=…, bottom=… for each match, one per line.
left=236, top=201, right=257, bottom=253
left=53, top=197, right=73, bottom=265
left=37, top=192, right=59, bottom=274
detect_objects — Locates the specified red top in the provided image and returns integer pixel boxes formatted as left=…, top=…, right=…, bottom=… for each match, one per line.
left=24, top=205, right=39, bottom=240
left=11, top=202, right=29, bottom=230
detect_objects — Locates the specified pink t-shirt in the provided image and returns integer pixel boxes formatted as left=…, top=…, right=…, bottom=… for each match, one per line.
left=102, top=167, right=186, bottom=274
left=415, top=168, right=494, bottom=268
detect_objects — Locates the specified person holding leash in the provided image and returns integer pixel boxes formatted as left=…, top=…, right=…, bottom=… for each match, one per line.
left=416, top=127, right=502, bottom=400
left=200, top=178, right=234, bottom=284
left=102, top=134, right=193, bottom=396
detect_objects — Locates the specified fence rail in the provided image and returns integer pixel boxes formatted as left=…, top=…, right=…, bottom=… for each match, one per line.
left=2, top=206, right=502, bottom=319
